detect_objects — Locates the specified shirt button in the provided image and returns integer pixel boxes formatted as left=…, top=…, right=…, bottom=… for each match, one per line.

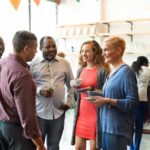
left=108, top=105, right=111, bottom=109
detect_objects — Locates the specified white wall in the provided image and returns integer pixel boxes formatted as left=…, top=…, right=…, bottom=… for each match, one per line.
left=0, top=0, right=56, bottom=57
left=1, top=0, right=150, bottom=61
left=0, top=0, right=28, bottom=56
left=57, top=0, right=150, bottom=66
left=104, top=0, right=150, bottom=64
left=58, top=0, right=100, bottom=25
left=105, top=0, right=150, bottom=20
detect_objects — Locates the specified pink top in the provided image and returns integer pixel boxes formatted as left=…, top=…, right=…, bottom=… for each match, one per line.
left=75, top=66, right=98, bottom=140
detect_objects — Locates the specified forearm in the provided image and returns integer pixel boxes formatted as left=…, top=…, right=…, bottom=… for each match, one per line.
left=93, top=96, right=117, bottom=107
left=32, top=136, right=46, bottom=150
left=66, top=88, right=75, bottom=108
left=105, top=98, right=117, bottom=106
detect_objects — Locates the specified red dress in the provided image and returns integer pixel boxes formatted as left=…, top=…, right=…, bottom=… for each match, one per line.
left=75, top=67, right=98, bottom=140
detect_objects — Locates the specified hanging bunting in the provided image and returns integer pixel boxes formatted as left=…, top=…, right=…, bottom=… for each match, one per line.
left=55, top=0, right=61, bottom=5
left=10, top=0, right=21, bottom=10
left=34, top=0, right=41, bottom=5
left=46, top=0, right=61, bottom=5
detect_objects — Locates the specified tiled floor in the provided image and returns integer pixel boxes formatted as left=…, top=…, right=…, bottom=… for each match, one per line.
left=59, top=109, right=150, bottom=150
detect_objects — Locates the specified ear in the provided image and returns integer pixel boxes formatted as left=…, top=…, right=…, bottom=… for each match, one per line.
left=117, top=47, right=123, bottom=55
left=23, top=45, right=30, bottom=53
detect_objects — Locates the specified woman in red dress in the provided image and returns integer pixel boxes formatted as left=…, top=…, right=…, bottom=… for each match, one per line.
left=71, top=40, right=108, bottom=150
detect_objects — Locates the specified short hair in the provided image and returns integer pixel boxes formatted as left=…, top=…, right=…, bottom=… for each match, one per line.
left=0, top=36, right=5, bottom=51
left=12, top=30, right=37, bottom=53
left=79, top=40, right=107, bottom=70
left=39, top=36, right=56, bottom=50
left=103, top=36, right=126, bottom=56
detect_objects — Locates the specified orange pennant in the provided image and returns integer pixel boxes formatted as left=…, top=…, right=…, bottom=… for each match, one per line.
left=34, top=0, right=41, bottom=5
left=55, top=0, right=61, bottom=5
left=47, top=0, right=61, bottom=5
left=10, top=0, right=20, bottom=10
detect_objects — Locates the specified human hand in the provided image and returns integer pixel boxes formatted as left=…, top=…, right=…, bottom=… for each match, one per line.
left=40, top=87, right=54, bottom=97
left=70, top=79, right=82, bottom=88
left=85, top=96, right=107, bottom=107
left=60, top=104, right=69, bottom=111
left=32, top=137, right=46, bottom=150
left=36, top=145, right=46, bottom=150
left=70, top=80, right=74, bottom=87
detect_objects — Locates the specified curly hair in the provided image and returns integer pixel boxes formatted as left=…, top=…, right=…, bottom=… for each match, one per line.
left=78, top=40, right=109, bottom=71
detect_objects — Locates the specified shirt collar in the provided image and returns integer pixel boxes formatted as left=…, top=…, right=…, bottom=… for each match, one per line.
left=9, top=54, right=30, bottom=70
left=38, top=53, right=60, bottom=63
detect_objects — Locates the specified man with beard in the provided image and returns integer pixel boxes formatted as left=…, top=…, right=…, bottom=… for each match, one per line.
left=30, top=36, right=75, bottom=150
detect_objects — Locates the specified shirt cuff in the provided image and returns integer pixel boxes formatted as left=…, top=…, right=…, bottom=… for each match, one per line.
left=36, top=87, right=42, bottom=96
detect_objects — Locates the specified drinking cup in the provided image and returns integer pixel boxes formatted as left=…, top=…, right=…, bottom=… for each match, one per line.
left=71, top=78, right=82, bottom=87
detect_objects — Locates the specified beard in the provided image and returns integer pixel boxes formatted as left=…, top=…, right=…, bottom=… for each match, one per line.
left=43, top=51, right=57, bottom=61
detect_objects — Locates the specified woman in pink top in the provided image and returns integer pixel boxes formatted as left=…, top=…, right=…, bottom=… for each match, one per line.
left=71, top=40, right=108, bottom=150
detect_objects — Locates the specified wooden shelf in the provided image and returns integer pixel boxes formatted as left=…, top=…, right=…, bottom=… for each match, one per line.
left=100, top=18, right=150, bottom=24
left=59, top=34, right=97, bottom=39
left=125, top=50, right=150, bottom=55
left=99, top=18, right=150, bottom=40
left=58, top=22, right=99, bottom=28
left=57, top=18, right=150, bottom=41
left=58, top=22, right=100, bottom=39
left=98, top=32, right=150, bottom=36
left=100, top=19, right=127, bottom=24
left=128, top=18, right=150, bottom=22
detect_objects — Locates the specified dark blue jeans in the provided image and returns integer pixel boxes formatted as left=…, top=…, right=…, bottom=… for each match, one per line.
left=38, top=113, right=65, bottom=150
left=102, top=132, right=128, bottom=150
left=0, top=121, right=35, bottom=150
left=130, top=101, right=148, bottom=150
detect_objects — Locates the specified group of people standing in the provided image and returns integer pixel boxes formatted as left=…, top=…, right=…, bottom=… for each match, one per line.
left=0, top=30, right=149, bottom=150
left=71, top=37, right=139, bottom=150
left=0, top=31, right=74, bottom=150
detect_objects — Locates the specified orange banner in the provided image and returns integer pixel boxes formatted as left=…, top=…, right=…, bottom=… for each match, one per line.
left=55, top=0, right=61, bottom=5
left=10, top=0, right=20, bottom=10
left=47, top=0, right=61, bottom=5
left=34, top=0, right=41, bottom=5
